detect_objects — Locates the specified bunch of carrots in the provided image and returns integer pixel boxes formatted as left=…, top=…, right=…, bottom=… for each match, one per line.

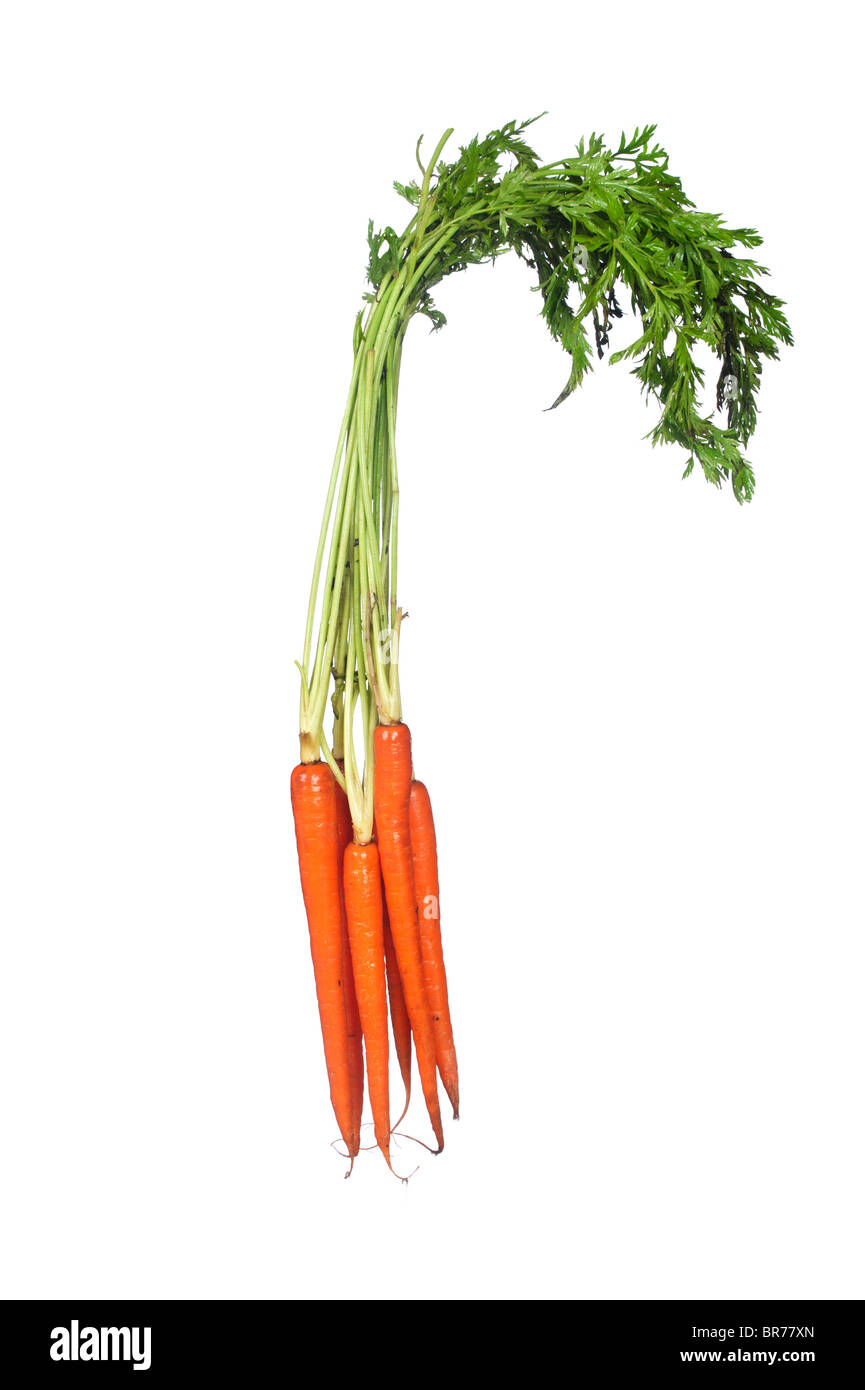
left=291, top=118, right=790, bottom=1177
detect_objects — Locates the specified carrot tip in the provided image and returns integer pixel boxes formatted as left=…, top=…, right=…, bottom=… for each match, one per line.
left=393, top=1129, right=443, bottom=1157
left=383, top=1152, right=416, bottom=1183
left=391, top=1095, right=411, bottom=1131
left=391, top=1157, right=419, bottom=1184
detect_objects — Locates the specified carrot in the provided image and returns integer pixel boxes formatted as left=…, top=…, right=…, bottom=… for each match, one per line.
left=343, top=840, right=393, bottom=1169
left=290, top=761, right=359, bottom=1164
left=335, top=762, right=364, bottom=1143
left=382, top=898, right=412, bottom=1128
left=409, top=780, right=459, bottom=1118
left=373, top=723, right=444, bottom=1151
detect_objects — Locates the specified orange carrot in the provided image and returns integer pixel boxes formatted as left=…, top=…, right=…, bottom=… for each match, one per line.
left=290, top=761, right=359, bottom=1164
left=335, top=763, right=364, bottom=1142
left=382, top=898, right=412, bottom=1128
left=373, top=723, right=444, bottom=1151
left=409, top=780, right=459, bottom=1118
left=343, top=840, right=393, bottom=1169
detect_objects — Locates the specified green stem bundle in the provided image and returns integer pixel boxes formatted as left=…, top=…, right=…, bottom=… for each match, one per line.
left=296, top=117, right=792, bottom=836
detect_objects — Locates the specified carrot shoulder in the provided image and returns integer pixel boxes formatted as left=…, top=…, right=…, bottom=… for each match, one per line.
left=409, top=780, right=459, bottom=1119
left=373, top=723, right=443, bottom=1152
left=290, top=761, right=359, bottom=1161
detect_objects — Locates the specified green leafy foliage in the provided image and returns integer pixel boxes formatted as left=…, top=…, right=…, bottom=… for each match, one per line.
left=366, top=220, right=401, bottom=286
left=365, top=118, right=791, bottom=501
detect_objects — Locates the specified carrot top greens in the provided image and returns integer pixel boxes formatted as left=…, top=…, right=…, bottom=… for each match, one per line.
left=371, top=117, right=791, bottom=497
left=298, top=118, right=791, bottom=820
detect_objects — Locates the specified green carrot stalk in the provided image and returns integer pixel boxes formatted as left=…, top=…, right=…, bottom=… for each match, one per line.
left=297, top=117, right=792, bottom=821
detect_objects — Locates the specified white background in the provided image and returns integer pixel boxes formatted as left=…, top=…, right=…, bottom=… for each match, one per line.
left=1, top=1, right=862, bottom=1300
